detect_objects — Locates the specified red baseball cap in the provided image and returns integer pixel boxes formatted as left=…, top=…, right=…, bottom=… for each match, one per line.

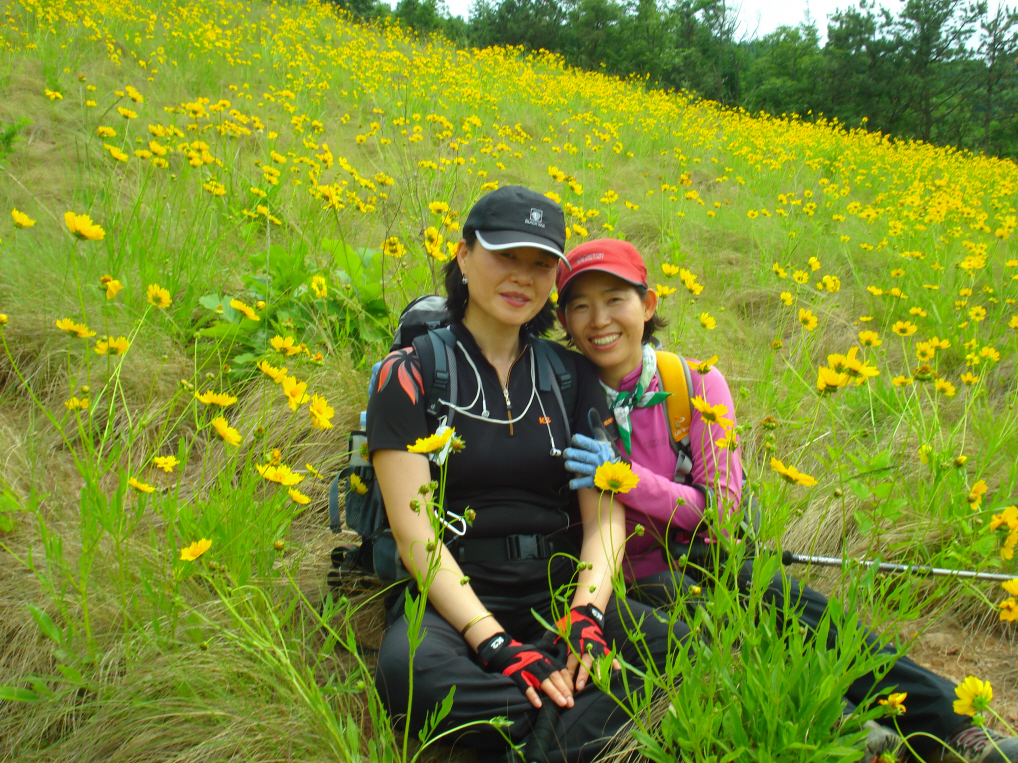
left=556, top=239, right=648, bottom=299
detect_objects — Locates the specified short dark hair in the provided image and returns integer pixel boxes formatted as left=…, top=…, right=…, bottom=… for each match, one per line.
left=442, top=235, right=556, bottom=337
left=559, top=282, right=667, bottom=344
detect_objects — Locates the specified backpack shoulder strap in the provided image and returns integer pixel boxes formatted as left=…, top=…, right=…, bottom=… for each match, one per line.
left=655, top=351, right=693, bottom=443
left=533, top=340, right=574, bottom=445
left=413, top=327, right=457, bottom=425
left=655, top=350, right=695, bottom=485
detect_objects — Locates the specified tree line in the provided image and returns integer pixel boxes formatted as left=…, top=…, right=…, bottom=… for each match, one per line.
left=335, top=0, right=1018, bottom=158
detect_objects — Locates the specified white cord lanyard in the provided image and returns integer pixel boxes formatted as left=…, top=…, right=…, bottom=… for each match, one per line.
left=438, top=340, right=562, bottom=456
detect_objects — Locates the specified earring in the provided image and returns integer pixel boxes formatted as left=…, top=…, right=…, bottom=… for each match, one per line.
left=461, top=275, right=468, bottom=285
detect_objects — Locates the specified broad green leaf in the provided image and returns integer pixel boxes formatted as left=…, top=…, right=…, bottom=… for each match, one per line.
left=0, top=686, right=39, bottom=702
left=26, top=604, right=61, bottom=645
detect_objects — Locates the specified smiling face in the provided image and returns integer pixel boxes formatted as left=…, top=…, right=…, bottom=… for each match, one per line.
left=563, top=270, right=657, bottom=389
left=457, top=239, right=558, bottom=332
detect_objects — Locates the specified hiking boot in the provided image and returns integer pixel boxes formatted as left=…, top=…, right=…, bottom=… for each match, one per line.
left=863, top=721, right=904, bottom=763
left=937, top=724, right=1018, bottom=763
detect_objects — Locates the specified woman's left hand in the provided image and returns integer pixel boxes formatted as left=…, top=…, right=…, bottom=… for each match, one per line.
left=555, top=604, right=621, bottom=691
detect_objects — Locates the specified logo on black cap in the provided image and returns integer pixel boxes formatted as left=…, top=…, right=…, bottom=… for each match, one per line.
left=526, top=208, right=545, bottom=228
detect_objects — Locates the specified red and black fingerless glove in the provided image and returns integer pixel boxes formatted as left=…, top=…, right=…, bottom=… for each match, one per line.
left=554, top=604, right=610, bottom=659
left=477, top=632, right=565, bottom=694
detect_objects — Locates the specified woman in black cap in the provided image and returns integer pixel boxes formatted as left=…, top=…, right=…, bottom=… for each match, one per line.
left=366, top=186, right=688, bottom=762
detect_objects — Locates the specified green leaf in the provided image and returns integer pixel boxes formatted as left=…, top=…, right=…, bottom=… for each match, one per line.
left=56, top=664, right=85, bottom=685
left=199, top=323, right=245, bottom=341
left=0, top=686, right=39, bottom=702
left=198, top=293, right=224, bottom=312
left=27, top=604, right=61, bottom=645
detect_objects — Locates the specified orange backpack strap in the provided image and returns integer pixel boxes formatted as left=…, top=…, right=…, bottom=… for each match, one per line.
left=655, top=351, right=693, bottom=443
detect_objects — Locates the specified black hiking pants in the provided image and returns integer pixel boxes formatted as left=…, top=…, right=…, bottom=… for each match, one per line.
left=375, top=593, right=689, bottom=763
left=633, top=558, right=969, bottom=758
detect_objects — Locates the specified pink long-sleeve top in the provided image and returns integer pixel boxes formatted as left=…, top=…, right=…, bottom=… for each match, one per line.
left=615, top=358, right=744, bottom=582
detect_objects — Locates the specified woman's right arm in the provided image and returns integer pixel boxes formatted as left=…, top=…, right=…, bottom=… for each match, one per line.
left=372, top=448, right=503, bottom=648
left=372, top=449, right=574, bottom=709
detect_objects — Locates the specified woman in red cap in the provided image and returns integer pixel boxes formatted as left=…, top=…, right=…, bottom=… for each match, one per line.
left=367, top=191, right=687, bottom=763
left=556, top=238, right=1018, bottom=763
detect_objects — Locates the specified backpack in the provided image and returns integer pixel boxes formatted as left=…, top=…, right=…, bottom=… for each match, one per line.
left=329, top=295, right=578, bottom=584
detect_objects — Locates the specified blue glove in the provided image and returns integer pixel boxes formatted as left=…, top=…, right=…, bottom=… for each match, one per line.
left=564, top=433, right=620, bottom=490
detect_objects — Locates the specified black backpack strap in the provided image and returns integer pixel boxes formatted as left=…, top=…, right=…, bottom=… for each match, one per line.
left=533, top=340, right=576, bottom=442
left=413, top=327, right=458, bottom=426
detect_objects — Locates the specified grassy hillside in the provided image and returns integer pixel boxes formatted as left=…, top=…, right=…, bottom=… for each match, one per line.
left=1, top=0, right=1017, bottom=759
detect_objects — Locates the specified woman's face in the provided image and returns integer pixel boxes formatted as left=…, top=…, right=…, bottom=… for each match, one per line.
left=563, top=271, right=657, bottom=384
left=457, top=240, right=558, bottom=329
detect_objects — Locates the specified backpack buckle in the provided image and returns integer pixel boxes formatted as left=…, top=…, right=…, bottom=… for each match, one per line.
left=506, top=534, right=540, bottom=560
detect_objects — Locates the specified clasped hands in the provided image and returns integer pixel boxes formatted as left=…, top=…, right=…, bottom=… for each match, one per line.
left=477, top=604, right=621, bottom=709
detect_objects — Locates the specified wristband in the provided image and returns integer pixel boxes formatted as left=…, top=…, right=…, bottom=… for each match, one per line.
left=460, top=611, right=493, bottom=636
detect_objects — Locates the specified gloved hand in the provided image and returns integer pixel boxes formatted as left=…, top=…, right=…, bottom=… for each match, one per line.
left=477, top=632, right=567, bottom=695
left=554, top=604, right=610, bottom=661
left=563, top=433, right=621, bottom=489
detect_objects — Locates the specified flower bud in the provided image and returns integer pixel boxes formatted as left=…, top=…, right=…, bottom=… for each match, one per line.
left=833, top=488, right=843, bottom=498
left=689, top=585, right=701, bottom=596
left=273, top=540, right=285, bottom=552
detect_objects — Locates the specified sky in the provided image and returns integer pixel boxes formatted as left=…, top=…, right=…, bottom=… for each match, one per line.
left=434, top=0, right=1009, bottom=44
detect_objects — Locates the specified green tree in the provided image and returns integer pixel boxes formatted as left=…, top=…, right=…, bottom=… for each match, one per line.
left=742, top=24, right=822, bottom=117
left=974, top=1, right=1018, bottom=154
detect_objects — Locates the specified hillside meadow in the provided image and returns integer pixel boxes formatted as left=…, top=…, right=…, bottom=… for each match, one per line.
left=1, top=0, right=1017, bottom=759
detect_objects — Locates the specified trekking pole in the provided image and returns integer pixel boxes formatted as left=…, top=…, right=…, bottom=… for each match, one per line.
left=780, top=551, right=1016, bottom=583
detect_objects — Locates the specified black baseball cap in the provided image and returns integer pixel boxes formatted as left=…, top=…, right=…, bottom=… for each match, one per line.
left=463, top=185, right=568, bottom=264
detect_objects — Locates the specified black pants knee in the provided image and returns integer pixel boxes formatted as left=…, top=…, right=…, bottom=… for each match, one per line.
left=633, top=559, right=968, bottom=756
left=375, top=595, right=689, bottom=763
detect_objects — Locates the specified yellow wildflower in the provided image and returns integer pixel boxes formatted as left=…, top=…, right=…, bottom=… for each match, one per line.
left=288, top=487, right=311, bottom=505
left=11, top=209, right=35, bottom=228
left=94, top=336, right=130, bottom=355
left=308, top=394, right=334, bottom=430
left=594, top=461, right=640, bottom=494
left=230, top=298, right=260, bottom=321
left=55, top=318, right=96, bottom=339
left=180, top=538, right=212, bottom=562
left=878, top=692, right=906, bottom=715
left=350, top=474, right=369, bottom=494
left=194, top=390, right=238, bottom=407
left=65, top=211, right=104, bottom=240
left=408, top=428, right=455, bottom=454
left=270, top=335, right=302, bottom=356
left=211, top=416, right=242, bottom=447
left=770, top=458, right=817, bottom=487
left=128, top=477, right=156, bottom=493
left=953, top=676, right=993, bottom=717
left=798, top=309, right=818, bottom=331
left=281, top=375, right=309, bottom=411
left=256, top=463, right=304, bottom=486
left=154, top=455, right=179, bottom=473
left=147, top=284, right=171, bottom=308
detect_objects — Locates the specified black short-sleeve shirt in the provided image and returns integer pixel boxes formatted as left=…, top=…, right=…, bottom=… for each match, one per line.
left=367, top=322, right=614, bottom=599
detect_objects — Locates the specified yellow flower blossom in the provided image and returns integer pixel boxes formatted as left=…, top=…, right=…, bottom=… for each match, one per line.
left=892, top=321, right=918, bottom=336
left=154, top=455, right=179, bottom=473
left=287, top=487, right=310, bottom=505
left=230, top=298, right=260, bottom=321
left=211, top=416, right=242, bottom=447
left=258, top=360, right=287, bottom=382
left=594, top=461, right=640, bottom=493
left=953, top=676, right=993, bottom=717
left=147, top=284, right=171, bottom=308
left=308, top=394, right=334, bottom=430
left=194, top=390, right=238, bottom=406
left=699, top=312, right=716, bottom=329
left=771, top=458, right=817, bottom=487
left=180, top=538, right=212, bottom=562
left=691, top=396, right=733, bottom=429
left=281, top=375, right=310, bottom=411
left=128, top=477, right=156, bottom=493
left=271, top=335, right=302, bottom=356
left=256, top=463, right=305, bottom=486
left=55, top=318, right=96, bottom=339
left=350, top=473, right=369, bottom=494
left=99, top=275, right=123, bottom=300
left=408, top=428, right=455, bottom=454
left=878, top=692, right=906, bottom=715
left=11, top=209, right=35, bottom=228
left=65, top=211, right=105, bottom=240
left=798, top=309, right=818, bottom=331
left=94, top=336, right=130, bottom=355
